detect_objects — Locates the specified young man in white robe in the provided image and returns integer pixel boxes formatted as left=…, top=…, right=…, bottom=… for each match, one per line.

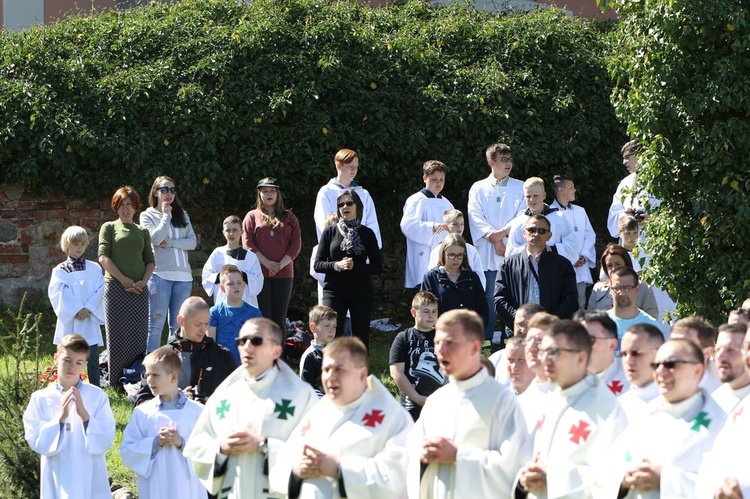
left=516, top=320, right=627, bottom=498
left=184, top=317, right=317, bottom=499
left=711, top=323, right=750, bottom=414
left=695, top=325, right=750, bottom=498
left=616, top=324, right=664, bottom=421
left=576, top=310, right=630, bottom=397
left=489, top=302, right=545, bottom=385
left=408, top=309, right=528, bottom=498
left=670, top=316, right=721, bottom=392
left=467, top=143, right=525, bottom=343
left=400, top=160, right=455, bottom=288
left=616, top=339, right=726, bottom=498
left=503, top=177, right=579, bottom=268
left=23, top=334, right=116, bottom=499
left=201, top=215, right=264, bottom=307
left=47, top=225, right=105, bottom=386
left=121, top=347, right=206, bottom=499
left=314, top=148, right=382, bottom=247
left=271, top=337, right=413, bottom=498
left=550, top=175, right=596, bottom=309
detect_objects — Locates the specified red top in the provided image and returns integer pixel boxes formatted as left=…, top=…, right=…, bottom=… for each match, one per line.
left=242, top=209, right=302, bottom=279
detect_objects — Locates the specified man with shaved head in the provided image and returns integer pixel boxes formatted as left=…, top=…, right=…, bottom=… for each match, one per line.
left=135, top=296, right=237, bottom=405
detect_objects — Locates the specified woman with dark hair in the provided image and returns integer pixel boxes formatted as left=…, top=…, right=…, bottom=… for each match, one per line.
left=243, top=177, right=302, bottom=331
left=140, top=176, right=197, bottom=352
left=98, top=186, right=155, bottom=388
left=421, top=233, right=488, bottom=327
left=587, top=243, right=658, bottom=316
left=314, top=189, right=382, bottom=349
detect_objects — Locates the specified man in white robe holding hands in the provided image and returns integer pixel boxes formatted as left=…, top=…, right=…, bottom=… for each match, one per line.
left=408, top=309, right=527, bottom=498
left=271, top=336, right=413, bottom=498
left=184, top=317, right=316, bottom=499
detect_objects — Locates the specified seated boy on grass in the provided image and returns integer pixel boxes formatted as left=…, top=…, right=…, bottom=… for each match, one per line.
left=121, top=346, right=206, bottom=499
left=23, top=333, right=115, bottom=498
left=209, top=264, right=262, bottom=364
left=389, top=291, right=446, bottom=420
left=299, top=305, right=338, bottom=397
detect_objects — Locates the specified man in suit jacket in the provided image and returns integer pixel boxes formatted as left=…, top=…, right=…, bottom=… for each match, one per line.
left=494, top=214, right=578, bottom=334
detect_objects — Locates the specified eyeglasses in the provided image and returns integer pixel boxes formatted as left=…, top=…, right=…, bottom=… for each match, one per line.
left=157, top=186, right=177, bottom=194
left=616, top=349, right=655, bottom=359
left=337, top=201, right=355, bottom=208
left=649, top=359, right=701, bottom=370
left=611, top=285, right=636, bottom=293
left=525, top=336, right=543, bottom=345
left=539, top=347, right=581, bottom=360
left=235, top=336, right=265, bottom=347
left=525, top=227, right=549, bottom=235
left=444, top=252, right=465, bottom=261
left=499, top=156, right=513, bottom=163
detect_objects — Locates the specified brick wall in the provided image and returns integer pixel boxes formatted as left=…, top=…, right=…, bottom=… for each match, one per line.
left=0, top=183, right=112, bottom=304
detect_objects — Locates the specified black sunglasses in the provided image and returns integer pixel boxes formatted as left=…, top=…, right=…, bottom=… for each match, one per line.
left=337, top=201, right=355, bottom=208
left=157, top=186, right=177, bottom=194
left=235, top=336, right=264, bottom=347
left=525, top=227, right=549, bottom=235
left=650, top=359, right=700, bottom=370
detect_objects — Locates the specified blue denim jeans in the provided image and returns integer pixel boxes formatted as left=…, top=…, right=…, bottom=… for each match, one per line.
left=146, top=275, right=192, bottom=353
left=484, top=270, right=498, bottom=341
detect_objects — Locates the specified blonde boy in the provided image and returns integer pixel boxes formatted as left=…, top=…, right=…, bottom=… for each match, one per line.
left=300, top=305, right=338, bottom=397
left=23, top=334, right=115, bottom=498
left=389, top=291, right=446, bottom=420
left=48, top=225, right=105, bottom=386
left=208, top=264, right=262, bottom=364
left=121, top=347, right=205, bottom=498
left=201, top=215, right=263, bottom=307
left=427, top=209, right=486, bottom=290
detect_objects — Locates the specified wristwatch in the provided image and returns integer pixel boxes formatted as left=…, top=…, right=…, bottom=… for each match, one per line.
left=258, top=437, right=268, bottom=455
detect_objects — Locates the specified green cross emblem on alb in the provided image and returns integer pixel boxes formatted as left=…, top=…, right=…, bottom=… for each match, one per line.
left=690, top=411, right=711, bottom=432
left=274, top=399, right=295, bottom=420
left=216, top=399, right=231, bottom=420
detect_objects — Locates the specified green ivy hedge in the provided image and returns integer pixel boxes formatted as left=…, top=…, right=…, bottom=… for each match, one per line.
left=0, top=0, right=625, bottom=302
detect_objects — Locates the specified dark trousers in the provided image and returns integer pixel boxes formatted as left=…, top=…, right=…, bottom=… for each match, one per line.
left=322, top=285, right=374, bottom=351
left=257, top=277, right=294, bottom=332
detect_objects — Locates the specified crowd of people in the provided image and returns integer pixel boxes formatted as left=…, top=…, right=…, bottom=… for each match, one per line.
left=24, top=141, right=750, bottom=498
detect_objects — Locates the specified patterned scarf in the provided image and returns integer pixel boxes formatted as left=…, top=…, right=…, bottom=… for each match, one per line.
left=338, top=218, right=365, bottom=255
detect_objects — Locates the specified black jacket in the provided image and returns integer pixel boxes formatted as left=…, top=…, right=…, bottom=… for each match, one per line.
left=493, top=250, right=578, bottom=325
left=134, top=332, right=237, bottom=406
left=421, top=267, right=489, bottom=327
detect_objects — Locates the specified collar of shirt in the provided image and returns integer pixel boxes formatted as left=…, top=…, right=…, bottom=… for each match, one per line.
left=525, top=247, right=544, bottom=263
left=653, top=390, right=704, bottom=420
left=524, top=204, right=557, bottom=217
left=226, top=247, right=248, bottom=260
left=63, top=256, right=86, bottom=273
left=55, top=378, right=84, bottom=393
left=330, top=178, right=360, bottom=189
left=488, top=174, right=510, bottom=187
left=157, top=390, right=188, bottom=410
left=420, top=188, right=442, bottom=199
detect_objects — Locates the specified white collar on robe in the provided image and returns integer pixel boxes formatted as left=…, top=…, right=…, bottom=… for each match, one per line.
left=652, top=390, right=703, bottom=420
left=556, top=373, right=597, bottom=401
left=450, top=367, right=488, bottom=391
left=629, top=381, right=659, bottom=402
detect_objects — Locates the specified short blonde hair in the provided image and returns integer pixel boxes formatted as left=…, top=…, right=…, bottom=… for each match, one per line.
left=60, top=226, right=89, bottom=254
left=144, top=346, right=182, bottom=374
left=443, top=209, right=464, bottom=224
left=523, top=177, right=545, bottom=192
left=57, top=333, right=90, bottom=357
left=323, top=337, right=368, bottom=369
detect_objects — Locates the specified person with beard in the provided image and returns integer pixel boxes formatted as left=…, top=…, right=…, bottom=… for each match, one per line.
left=605, top=266, right=660, bottom=348
left=711, top=323, right=750, bottom=414
left=134, top=296, right=236, bottom=406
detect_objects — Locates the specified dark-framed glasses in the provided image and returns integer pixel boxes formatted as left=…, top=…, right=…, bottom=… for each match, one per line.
left=539, top=347, right=580, bottom=360
left=611, top=285, right=636, bottom=293
left=444, top=252, right=465, bottom=261
left=337, top=201, right=355, bottom=208
left=649, top=359, right=700, bottom=370
left=525, top=227, right=549, bottom=235
left=157, top=186, right=177, bottom=194
left=235, top=336, right=264, bottom=347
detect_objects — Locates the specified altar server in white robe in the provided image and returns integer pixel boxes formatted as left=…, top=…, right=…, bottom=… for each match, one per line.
left=616, top=324, right=664, bottom=421
left=696, top=325, right=750, bottom=498
left=400, top=160, right=454, bottom=288
left=577, top=310, right=630, bottom=397
left=550, top=175, right=596, bottom=309
left=201, top=215, right=264, bottom=307
left=711, top=323, right=750, bottom=415
left=408, top=309, right=528, bottom=498
left=23, top=334, right=115, bottom=499
left=503, top=177, right=579, bottom=266
left=184, top=318, right=317, bottom=499
left=314, top=148, right=382, bottom=247
left=616, top=339, right=726, bottom=498
left=120, top=347, right=206, bottom=499
left=271, top=337, right=413, bottom=498
left=47, top=225, right=105, bottom=386
left=517, top=320, right=627, bottom=499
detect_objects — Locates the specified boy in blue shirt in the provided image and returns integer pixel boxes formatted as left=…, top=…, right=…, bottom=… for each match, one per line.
left=208, top=264, right=262, bottom=363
